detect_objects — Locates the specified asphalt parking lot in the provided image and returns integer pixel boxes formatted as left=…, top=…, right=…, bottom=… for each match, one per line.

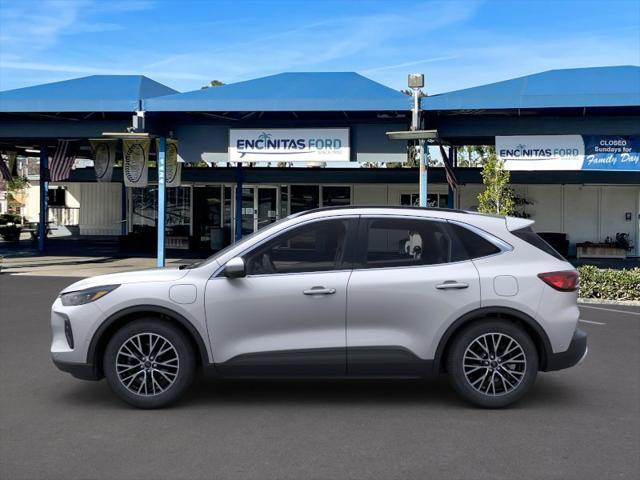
left=1, top=275, right=638, bottom=480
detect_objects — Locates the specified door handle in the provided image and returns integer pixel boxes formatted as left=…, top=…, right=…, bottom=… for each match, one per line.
left=436, top=281, right=469, bottom=290
left=303, top=286, right=336, bottom=295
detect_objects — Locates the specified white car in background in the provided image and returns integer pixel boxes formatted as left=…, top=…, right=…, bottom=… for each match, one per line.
left=51, top=206, right=587, bottom=408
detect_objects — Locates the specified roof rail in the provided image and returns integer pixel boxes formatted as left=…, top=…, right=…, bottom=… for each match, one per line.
left=293, top=205, right=470, bottom=216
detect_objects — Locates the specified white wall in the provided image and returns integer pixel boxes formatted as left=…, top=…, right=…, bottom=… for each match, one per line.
left=599, top=186, right=639, bottom=254
left=457, top=183, right=640, bottom=256
left=78, top=183, right=122, bottom=235
left=525, top=186, right=563, bottom=232
left=353, top=184, right=388, bottom=205
left=22, top=182, right=40, bottom=222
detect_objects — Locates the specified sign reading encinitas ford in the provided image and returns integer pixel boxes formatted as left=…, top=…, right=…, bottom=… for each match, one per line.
left=229, top=128, right=350, bottom=162
left=497, top=135, right=640, bottom=171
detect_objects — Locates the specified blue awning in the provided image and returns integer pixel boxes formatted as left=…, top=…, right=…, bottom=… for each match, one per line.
left=422, top=66, right=640, bottom=111
left=0, top=75, right=178, bottom=113
left=145, top=72, right=411, bottom=112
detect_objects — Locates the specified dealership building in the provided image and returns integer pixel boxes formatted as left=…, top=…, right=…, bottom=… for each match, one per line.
left=0, top=65, right=638, bottom=258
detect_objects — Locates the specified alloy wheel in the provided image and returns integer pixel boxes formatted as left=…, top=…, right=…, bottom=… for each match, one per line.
left=462, top=332, right=527, bottom=396
left=115, top=333, right=180, bottom=396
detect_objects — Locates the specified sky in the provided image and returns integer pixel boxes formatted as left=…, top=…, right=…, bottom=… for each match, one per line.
left=0, top=0, right=639, bottom=94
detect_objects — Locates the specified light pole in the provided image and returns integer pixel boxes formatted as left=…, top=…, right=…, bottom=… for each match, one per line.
left=408, top=73, right=427, bottom=207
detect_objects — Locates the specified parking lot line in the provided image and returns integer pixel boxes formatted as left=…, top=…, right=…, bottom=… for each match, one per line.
left=579, top=319, right=607, bottom=325
left=579, top=305, right=640, bottom=316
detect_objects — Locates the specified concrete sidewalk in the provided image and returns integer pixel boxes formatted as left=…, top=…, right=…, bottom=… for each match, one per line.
left=0, top=255, right=196, bottom=277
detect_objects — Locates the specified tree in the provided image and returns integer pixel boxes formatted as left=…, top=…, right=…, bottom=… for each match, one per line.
left=201, top=80, right=225, bottom=89
left=457, top=145, right=495, bottom=167
left=477, top=152, right=514, bottom=215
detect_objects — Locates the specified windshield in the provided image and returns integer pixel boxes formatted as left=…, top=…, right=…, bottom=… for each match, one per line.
left=187, top=216, right=293, bottom=269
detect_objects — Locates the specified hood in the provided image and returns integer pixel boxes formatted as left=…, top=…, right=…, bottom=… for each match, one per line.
left=60, top=267, right=190, bottom=293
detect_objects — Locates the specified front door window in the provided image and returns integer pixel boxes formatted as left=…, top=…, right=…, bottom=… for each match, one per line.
left=245, top=218, right=350, bottom=275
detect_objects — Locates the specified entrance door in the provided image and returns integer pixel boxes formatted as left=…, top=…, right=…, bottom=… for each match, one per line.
left=237, top=186, right=279, bottom=236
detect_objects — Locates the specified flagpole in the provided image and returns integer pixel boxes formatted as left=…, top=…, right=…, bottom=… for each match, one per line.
left=38, top=144, right=48, bottom=253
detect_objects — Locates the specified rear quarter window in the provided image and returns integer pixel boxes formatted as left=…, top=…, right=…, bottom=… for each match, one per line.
left=446, top=223, right=501, bottom=260
left=511, top=227, right=566, bottom=260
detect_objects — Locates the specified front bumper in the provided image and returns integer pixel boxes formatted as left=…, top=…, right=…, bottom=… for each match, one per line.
left=52, top=359, right=100, bottom=380
left=51, top=299, right=106, bottom=377
left=544, top=328, right=588, bottom=371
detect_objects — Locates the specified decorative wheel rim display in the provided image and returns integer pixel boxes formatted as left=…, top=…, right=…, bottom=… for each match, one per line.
left=463, top=332, right=526, bottom=396
left=116, top=333, right=179, bottom=396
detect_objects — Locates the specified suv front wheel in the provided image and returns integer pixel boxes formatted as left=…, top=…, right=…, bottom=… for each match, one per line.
left=103, top=319, right=195, bottom=409
left=446, top=320, right=538, bottom=408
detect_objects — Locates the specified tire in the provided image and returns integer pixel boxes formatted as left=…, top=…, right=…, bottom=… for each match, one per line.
left=446, top=320, right=538, bottom=408
left=104, top=318, right=196, bottom=409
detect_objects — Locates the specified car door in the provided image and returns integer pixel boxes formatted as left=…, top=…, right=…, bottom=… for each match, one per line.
left=205, top=216, right=357, bottom=376
left=346, top=216, right=481, bottom=376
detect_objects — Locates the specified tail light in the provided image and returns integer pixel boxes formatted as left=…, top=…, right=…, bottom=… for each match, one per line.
left=538, top=271, right=579, bottom=292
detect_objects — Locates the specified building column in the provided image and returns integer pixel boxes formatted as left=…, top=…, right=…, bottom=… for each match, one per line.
left=235, top=163, right=243, bottom=242
left=38, top=144, right=48, bottom=253
left=157, top=136, right=166, bottom=267
left=419, top=139, right=427, bottom=207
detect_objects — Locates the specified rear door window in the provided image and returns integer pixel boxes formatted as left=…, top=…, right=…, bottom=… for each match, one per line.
left=361, top=217, right=455, bottom=268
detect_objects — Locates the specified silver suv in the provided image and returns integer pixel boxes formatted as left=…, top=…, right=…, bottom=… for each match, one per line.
left=51, top=207, right=587, bottom=408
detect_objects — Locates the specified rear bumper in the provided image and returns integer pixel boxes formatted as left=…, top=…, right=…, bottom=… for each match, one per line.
left=52, top=358, right=101, bottom=381
left=544, top=328, right=587, bottom=372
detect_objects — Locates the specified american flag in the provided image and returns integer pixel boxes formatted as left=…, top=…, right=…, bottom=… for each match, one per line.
left=0, top=155, right=12, bottom=181
left=49, top=140, right=77, bottom=182
left=439, top=145, right=458, bottom=190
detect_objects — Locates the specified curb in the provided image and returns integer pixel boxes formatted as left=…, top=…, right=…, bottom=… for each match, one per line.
left=578, top=298, right=640, bottom=307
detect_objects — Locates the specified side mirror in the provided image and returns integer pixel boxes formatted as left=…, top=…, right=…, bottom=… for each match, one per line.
left=224, top=257, right=246, bottom=278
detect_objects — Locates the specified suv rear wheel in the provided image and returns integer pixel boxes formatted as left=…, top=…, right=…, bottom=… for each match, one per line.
left=446, top=320, right=538, bottom=408
left=104, top=319, right=195, bottom=409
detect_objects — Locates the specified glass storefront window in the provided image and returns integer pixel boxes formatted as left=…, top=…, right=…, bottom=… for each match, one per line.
left=322, top=186, right=351, bottom=207
left=131, top=186, right=191, bottom=232
left=166, top=187, right=191, bottom=227
left=193, top=186, right=223, bottom=250
left=223, top=186, right=232, bottom=231
left=131, top=187, right=157, bottom=228
left=401, top=193, right=449, bottom=208
left=400, top=193, right=419, bottom=207
left=280, top=185, right=289, bottom=218
left=290, top=185, right=319, bottom=214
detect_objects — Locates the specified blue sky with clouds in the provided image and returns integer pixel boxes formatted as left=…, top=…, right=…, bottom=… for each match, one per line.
left=0, top=0, right=638, bottom=94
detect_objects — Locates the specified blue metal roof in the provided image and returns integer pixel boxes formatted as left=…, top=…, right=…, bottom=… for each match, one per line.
left=422, top=66, right=640, bottom=111
left=0, top=75, right=178, bottom=113
left=145, top=72, right=410, bottom=112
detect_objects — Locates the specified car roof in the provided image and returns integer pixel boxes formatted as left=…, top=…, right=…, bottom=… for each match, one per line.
left=291, top=205, right=523, bottom=234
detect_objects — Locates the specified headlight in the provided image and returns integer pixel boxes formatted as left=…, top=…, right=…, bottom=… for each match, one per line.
left=60, top=285, right=120, bottom=306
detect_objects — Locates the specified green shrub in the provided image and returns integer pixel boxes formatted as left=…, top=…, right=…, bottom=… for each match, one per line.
left=578, top=265, right=640, bottom=301
left=0, top=213, right=22, bottom=225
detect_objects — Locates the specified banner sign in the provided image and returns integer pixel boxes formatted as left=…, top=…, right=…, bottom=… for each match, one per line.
left=582, top=136, right=640, bottom=171
left=122, top=138, right=150, bottom=187
left=229, top=128, right=350, bottom=162
left=90, top=139, right=117, bottom=182
left=496, top=135, right=584, bottom=170
left=497, top=135, right=640, bottom=171
left=156, top=138, right=181, bottom=187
